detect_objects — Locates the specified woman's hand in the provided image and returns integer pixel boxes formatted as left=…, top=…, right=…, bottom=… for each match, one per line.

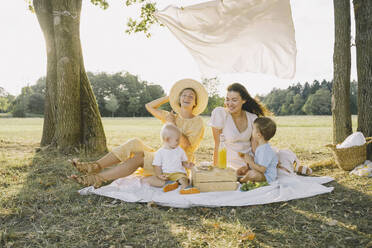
left=165, top=110, right=177, bottom=124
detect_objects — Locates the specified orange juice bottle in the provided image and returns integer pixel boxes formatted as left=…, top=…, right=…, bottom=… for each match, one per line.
left=218, top=134, right=227, bottom=169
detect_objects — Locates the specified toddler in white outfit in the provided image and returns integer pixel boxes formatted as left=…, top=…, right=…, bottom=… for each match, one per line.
left=142, top=123, right=200, bottom=194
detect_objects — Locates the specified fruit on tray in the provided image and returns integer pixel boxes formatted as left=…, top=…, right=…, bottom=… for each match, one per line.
left=240, top=181, right=269, bottom=191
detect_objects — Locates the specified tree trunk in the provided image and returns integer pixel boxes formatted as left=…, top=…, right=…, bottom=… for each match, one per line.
left=332, top=0, right=352, bottom=144
left=33, top=0, right=107, bottom=154
left=353, top=0, right=372, bottom=159
left=33, top=0, right=57, bottom=146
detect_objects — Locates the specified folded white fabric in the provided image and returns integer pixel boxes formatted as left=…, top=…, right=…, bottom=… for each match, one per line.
left=336, top=132, right=366, bottom=149
left=349, top=160, right=372, bottom=177
left=155, top=0, right=297, bottom=79
left=276, top=149, right=297, bottom=174
left=78, top=174, right=333, bottom=208
left=275, top=148, right=312, bottom=175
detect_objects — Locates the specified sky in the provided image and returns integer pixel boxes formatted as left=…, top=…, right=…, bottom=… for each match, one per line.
left=0, top=0, right=357, bottom=97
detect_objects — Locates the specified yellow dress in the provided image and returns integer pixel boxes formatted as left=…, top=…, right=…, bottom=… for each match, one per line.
left=111, top=110, right=205, bottom=176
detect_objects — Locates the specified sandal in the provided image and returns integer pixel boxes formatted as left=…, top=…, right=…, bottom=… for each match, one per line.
left=69, top=174, right=107, bottom=188
left=163, top=181, right=179, bottom=192
left=69, top=158, right=102, bottom=174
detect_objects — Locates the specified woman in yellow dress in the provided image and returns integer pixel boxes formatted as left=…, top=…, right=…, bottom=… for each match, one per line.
left=70, top=79, right=208, bottom=188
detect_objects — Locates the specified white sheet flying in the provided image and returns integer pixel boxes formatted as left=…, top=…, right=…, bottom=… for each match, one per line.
left=79, top=171, right=333, bottom=208
left=155, top=0, right=297, bottom=79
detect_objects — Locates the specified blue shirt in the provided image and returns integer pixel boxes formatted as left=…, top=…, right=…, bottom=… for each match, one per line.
left=254, top=143, right=278, bottom=183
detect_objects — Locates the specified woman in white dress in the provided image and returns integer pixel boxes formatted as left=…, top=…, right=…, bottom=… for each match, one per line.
left=209, top=83, right=269, bottom=172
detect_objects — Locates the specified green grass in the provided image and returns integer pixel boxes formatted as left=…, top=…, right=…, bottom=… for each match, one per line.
left=0, top=116, right=371, bottom=248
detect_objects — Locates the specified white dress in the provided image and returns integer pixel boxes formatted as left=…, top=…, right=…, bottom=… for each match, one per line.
left=209, top=107, right=257, bottom=170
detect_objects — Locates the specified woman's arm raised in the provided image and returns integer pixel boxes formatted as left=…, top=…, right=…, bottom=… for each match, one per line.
left=145, top=96, right=169, bottom=121
left=146, top=96, right=192, bottom=149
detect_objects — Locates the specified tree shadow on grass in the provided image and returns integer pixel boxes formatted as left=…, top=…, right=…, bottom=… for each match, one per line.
left=144, top=168, right=371, bottom=248
left=3, top=150, right=371, bottom=248
left=1, top=150, right=182, bottom=248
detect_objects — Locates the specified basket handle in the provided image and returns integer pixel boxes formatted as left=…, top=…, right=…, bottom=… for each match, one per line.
left=325, top=144, right=336, bottom=150
left=366, top=137, right=372, bottom=145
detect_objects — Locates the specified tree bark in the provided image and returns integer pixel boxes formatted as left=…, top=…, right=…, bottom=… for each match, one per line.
left=332, top=0, right=352, bottom=144
left=33, top=0, right=57, bottom=146
left=33, top=0, right=107, bottom=154
left=353, top=0, right=372, bottom=159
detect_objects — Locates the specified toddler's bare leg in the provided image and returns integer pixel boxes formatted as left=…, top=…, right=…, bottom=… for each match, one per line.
left=142, top=176, right=166, bottom=187
left=178, top=177, right=189, bottom=190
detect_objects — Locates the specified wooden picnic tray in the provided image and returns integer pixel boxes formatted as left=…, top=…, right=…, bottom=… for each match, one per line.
left=191, top=165, right=238, bottom=192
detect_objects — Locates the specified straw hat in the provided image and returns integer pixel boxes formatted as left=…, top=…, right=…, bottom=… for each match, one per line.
left=169, top=79, right=208, bottom=116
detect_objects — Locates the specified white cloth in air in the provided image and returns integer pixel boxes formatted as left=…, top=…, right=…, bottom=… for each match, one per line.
left=78, top=173, right=334, bottom=208
left=155, top=0, right=297, bottom=79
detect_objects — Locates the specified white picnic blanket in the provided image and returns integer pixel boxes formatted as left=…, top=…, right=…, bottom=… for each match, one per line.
left=155, top=0, right=297, bottom=79
left=78, top=171, right=334, bottom=208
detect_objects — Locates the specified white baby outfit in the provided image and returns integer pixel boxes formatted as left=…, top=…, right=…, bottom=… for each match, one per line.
left=152, top=146, right=187, bottom=174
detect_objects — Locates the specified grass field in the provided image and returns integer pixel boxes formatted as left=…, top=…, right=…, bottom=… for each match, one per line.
left=0, top=116, right=371, bottom=248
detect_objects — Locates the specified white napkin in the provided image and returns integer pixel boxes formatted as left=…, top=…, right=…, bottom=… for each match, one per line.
left=336, top=132, right=366, bottom=149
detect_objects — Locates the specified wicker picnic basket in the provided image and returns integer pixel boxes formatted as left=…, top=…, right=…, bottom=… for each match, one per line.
left=326, top=137, right=372, bottom=171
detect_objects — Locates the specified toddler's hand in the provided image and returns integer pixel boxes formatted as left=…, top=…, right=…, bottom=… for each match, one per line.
left=157, top=174, right=168, bottom=181
left=183, top=162, right=195, bottom=169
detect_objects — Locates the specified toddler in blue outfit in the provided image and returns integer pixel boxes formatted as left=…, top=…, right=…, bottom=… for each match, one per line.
left=238, top=117, right=278, bottom=183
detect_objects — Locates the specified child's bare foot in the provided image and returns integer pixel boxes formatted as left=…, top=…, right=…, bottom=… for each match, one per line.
left=237, top=166, right=249, bottom=176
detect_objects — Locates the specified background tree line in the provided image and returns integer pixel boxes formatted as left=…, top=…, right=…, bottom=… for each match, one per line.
left=2, top=74, right=358, bottom=118
left=3, top=72, right=164, bottom=117
left=260, top=79, right=358, bottom=116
